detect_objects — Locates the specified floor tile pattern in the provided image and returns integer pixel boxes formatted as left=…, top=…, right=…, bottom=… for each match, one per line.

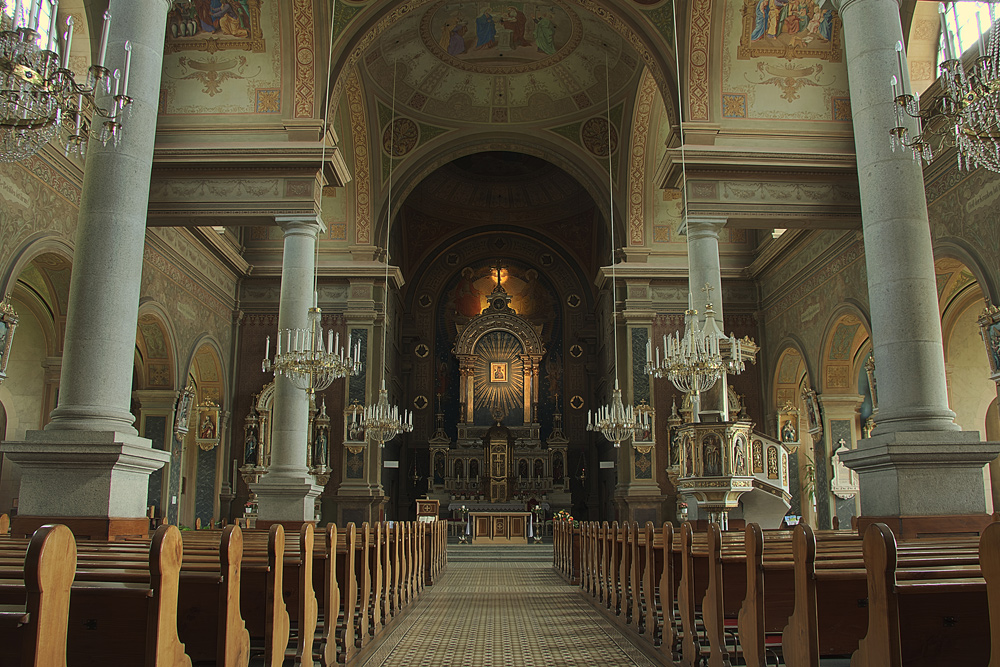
left=364, top=547, right=657, bottom=667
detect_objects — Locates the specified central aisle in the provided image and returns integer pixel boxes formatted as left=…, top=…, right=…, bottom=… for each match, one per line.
left=363, top=545, right=658, bottom=667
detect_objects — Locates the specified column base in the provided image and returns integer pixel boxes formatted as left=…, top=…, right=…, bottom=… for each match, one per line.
left=839, top=430, right=1000, bottom=516
left=250, top=476, right=322, bottom=522
left=332, top=492, right=386, bottom=526
left=0, top=430, right=169, bottom=519
left=613, top=492, right=666, bottom=526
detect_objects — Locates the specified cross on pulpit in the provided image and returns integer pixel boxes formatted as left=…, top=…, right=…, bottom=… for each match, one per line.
left=837, top=438, right=847, bottom=448
left=701, top=282, right=715, bottom=307
left=491, top=261, right=505, bottom=289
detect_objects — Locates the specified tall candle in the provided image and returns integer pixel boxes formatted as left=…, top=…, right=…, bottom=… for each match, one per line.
left=12, top=0, right=23, bottom=30
left=26, top=0, right=37, bottom=30
left=121, top=41, right=131, bottom=97
left=46, top=0, right=58, bottom=50
left=265, top=335, right=270, bottom=359
left=97, top=9, right=111, bottom=69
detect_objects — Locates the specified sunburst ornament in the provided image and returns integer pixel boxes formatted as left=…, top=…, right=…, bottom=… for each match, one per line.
left=473, top=331, right=524, bottom=416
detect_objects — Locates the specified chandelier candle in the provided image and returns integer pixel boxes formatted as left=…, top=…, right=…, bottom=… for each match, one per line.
left=60, top=15, right=71, bottom=70
left=96, top=10, right=110, bottom=69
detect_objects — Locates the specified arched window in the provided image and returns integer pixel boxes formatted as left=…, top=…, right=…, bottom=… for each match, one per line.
left=938, top=2, right=996, bottom=66
left=4, top=0, right=59, bottom=51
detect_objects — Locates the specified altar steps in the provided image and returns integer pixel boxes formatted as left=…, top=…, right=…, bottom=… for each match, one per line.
left=447, top=543, right=553, bottom=562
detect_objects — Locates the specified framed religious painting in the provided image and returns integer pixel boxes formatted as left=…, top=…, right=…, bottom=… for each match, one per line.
left=776, top=401, right=800, bottom=451
left=490, top=362, right=508, bottom=382
left=195, top=401, right=221, bottom=451
left=979, top=302, right=1000, bottom=383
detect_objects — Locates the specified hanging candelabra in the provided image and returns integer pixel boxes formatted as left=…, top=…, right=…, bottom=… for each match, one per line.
left=0, top=5, right=134, bottom=162
left=646, top=286, right=756, bottom=421
left=586, top=51, right=641, bottom=448
left=361, top=59, right=412, bottom=448
left=890, top=4, right=1000, bottom=172
left=261, top=303, right=362, bottom=392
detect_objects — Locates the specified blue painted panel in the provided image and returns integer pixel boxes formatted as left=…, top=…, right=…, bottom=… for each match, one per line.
left=195, top=446, right=216, bottom=525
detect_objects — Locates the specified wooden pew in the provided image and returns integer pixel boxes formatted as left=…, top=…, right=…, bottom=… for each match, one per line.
left=851, top=522, right=989, bottom=667
left=0, top=524, right=78, bottom=667
left=0, top=524, right=193, bottom=667
left=172, top=524, right=250, bottom=666
left=335, top=522, right=357, bottom=664
left=982, top=521, right=1000, bottom=667
left=295, top=523, right=319, bottom=665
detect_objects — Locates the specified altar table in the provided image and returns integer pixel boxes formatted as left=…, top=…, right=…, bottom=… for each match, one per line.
left=470, top=511, right=531, bottom=544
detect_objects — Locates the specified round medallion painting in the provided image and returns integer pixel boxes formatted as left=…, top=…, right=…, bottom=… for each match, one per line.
left=421, top=1, right=581, bottom=73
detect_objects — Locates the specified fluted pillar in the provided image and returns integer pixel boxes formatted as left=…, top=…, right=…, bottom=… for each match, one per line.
left=835, top=0, right=1000, bottom=518
left=251, top=216, right=324, bottom=522
left=0, top=0, right=172, bottom=538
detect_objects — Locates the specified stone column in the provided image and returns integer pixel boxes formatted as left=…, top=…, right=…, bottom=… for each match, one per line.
left=835, top=0, right=1000, bottom=518
left=686, top=216, right=729, bottom=419
left=251, top=216, right=324, bottom=522
left=0, top=0, right=172, bottom=538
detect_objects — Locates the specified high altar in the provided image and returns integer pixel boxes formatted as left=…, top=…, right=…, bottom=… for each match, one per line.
left=426, top=270, right=571, bottom=516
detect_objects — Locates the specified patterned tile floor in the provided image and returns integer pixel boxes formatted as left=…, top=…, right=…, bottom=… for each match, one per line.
left=362, top=546, right=657, bottom=667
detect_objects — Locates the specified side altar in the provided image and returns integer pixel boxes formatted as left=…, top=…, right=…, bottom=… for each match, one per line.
left=424, top=270, right=571, bottom=517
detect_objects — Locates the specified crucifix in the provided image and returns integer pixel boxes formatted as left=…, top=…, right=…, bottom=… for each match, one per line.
left=491, top=261, right=505, bottom=289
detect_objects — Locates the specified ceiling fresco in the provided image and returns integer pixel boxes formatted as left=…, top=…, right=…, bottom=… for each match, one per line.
left=361, top=1, right=642, bottom=126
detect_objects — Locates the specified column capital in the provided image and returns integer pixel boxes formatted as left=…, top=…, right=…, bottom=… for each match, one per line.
left=684, top=216, right=728, bottom=241
left=275, top=215, right=326, bottom=236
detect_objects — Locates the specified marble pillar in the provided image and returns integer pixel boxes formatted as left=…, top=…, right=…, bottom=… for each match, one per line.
left=251, top=216, right=324, bottom=522
left=0, top=0, right=172, bottom=536
left=686, top=216, right=729, bottom=419
left=835, top=0, right=1000, bottom=517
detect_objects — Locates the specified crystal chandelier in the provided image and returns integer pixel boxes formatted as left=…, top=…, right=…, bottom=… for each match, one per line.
left=0, top=4, right=133, bottom=162
left=646, top=287, right=756, bottom=422
left=261, top=304, right=362, bottom=392
left=890, top=4, right=1000, bottom=172
left=361, top=59, right=412, bottom=448
left=586, top=379, right=648, bottom=447
left=362, top=379, right=412, bottom=448
left=586, top=52, right=641, bottom=448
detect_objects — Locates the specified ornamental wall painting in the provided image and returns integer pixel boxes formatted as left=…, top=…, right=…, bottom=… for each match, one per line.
left=738, top=0, right=842, bottom=62
left=166, top=0, right=265, bottom=54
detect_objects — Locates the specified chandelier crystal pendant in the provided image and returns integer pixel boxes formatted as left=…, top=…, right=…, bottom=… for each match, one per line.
left=261, top=303, right=362, bottom=392
left=890, top=4, right=1000, bottom=173
left=0, top=6, right=133, bottom=163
